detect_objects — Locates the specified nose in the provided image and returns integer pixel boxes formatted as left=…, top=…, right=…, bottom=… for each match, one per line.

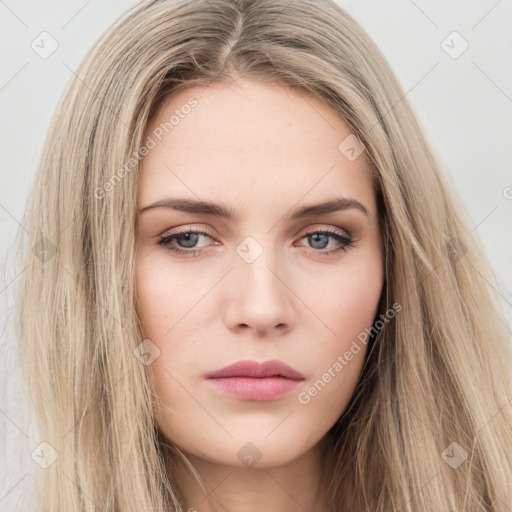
left=222, top=249, right=296, bottom=337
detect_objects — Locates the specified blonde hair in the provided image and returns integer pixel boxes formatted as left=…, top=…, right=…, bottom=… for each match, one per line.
left=15, top=0, right=512, bottom=510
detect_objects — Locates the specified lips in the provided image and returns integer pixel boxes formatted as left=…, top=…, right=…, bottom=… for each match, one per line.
left=205, top=359, right=305, bottom=380
left=205, top=359, right=305, bottom=401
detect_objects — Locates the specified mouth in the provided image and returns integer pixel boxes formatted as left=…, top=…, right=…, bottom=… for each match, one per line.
left=205, top=359, right=305, bottom=401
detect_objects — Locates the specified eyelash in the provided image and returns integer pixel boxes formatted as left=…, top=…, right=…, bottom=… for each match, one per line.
left=156, top=227, right=354, bottom=257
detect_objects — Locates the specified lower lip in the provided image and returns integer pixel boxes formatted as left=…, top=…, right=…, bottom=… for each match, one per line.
left=206, top=376, right=303, bottom=401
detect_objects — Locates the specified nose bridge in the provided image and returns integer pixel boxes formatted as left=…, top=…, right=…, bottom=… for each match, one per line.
left=226, top=232, right=295, bottom=333
left=235, top=233, right=285, bottom=299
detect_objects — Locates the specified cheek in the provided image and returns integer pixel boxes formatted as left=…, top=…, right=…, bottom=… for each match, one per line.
left=135, top=253, right=200, bottom=337
left=297, top=250, right=383, bottom=404
left=135, top=255, right=209, bottom=387
left=308, top=254, right=383, bottom=345
left=136, top=256, right=167, bottom=332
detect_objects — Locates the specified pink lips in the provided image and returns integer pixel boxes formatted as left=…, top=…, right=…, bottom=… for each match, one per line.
left=205, top=359, right=305, bottom=401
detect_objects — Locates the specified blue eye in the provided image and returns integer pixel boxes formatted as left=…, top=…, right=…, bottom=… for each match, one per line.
left=298, top=228, right=354, bottom=254
left=157, top=230, right=212, bottom=256
left=157, top=228, right=354, bottom=256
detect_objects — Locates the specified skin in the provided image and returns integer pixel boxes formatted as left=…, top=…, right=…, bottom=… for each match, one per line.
left=135, top=78, right=384, bottom=512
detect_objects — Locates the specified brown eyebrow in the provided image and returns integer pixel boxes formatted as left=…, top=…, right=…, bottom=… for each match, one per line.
left=138, top=197, right=369, bottom=220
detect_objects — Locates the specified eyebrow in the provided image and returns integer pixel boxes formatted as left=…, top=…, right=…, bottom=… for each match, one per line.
left=138, top=196, right=369, bottom=220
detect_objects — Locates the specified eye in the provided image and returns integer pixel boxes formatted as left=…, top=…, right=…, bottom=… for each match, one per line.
left=295, top=228, right=354, bottom=256
left=157, top=228, right=216, bottom=256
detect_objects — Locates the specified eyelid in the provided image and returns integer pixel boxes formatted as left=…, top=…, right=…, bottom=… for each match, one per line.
left=159, top=223, right=216, bottom=238
left=297, top=223, right=352, bottom=238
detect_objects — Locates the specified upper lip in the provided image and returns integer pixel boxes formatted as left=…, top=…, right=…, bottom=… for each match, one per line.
left=205, top=359, right=305, bottom=380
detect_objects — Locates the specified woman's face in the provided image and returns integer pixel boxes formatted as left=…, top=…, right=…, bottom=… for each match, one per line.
left=135, top=79, right=383, bottom=468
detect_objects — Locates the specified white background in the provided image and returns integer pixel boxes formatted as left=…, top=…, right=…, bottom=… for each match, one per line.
left=1, top=1, right=511, bottom=510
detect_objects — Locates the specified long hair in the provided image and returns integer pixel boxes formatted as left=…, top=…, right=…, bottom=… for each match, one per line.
left=15, top=0, right=512, bottom=510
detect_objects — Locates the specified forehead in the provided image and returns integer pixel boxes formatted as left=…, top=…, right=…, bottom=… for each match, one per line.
left=138, top=79, right=375, bottom=217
